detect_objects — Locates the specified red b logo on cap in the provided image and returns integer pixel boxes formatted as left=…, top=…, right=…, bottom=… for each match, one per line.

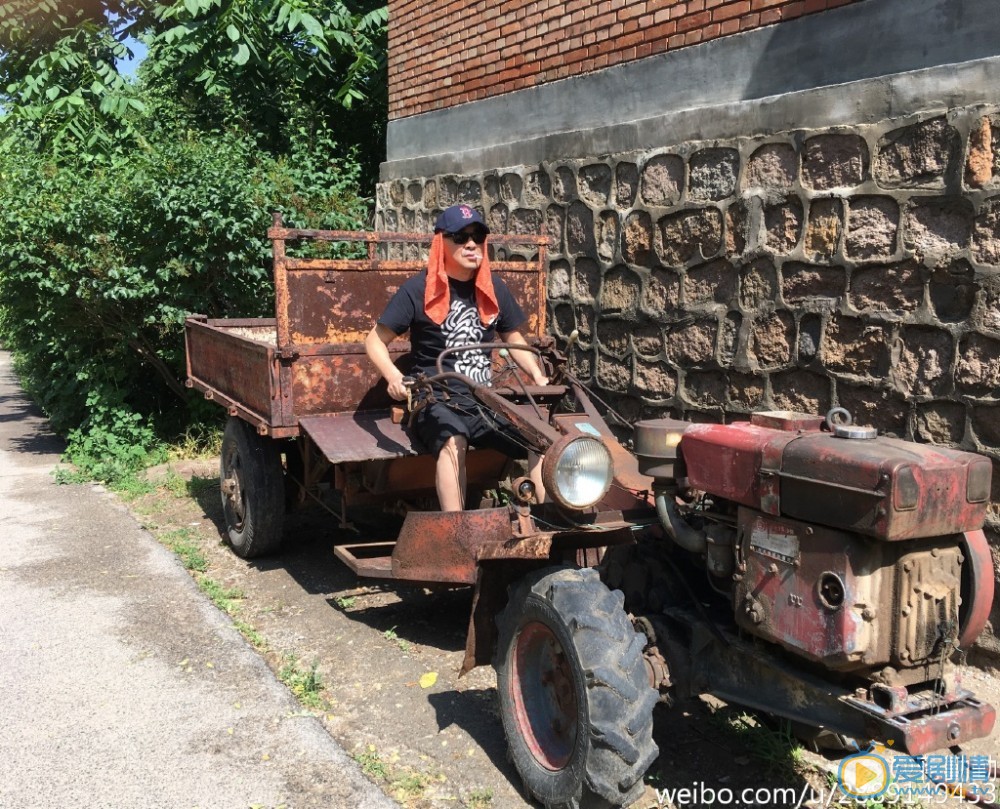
left=459, top=205, right=473, bottom=219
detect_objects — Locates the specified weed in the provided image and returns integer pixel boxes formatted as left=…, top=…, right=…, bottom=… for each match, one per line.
left=278, top=654, right=325, bottom=710
left=162, top=469, right=188, bottom=498
left=390, top=770, right=428, bottom=800
left=708, top=707, right=804, bottom=777
left=198, top=577, right=245, bottom=616
left=334, top=595, right=357, bottom=610
left=355, top=745, right=389, bottom=781
left=466, top=787, right=493, bottom=808
left=233, top=619, right=267, bottom=650
left=161, top=528, right=209, bottom=572
left=168, top=424, right=223, bottom=461
left=382, top=626, right=410, bottom=653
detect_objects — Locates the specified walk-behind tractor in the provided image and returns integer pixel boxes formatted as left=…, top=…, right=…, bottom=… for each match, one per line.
left=186, top=219, right=996, bottom=809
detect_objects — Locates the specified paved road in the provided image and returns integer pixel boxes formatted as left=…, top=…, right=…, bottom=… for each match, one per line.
left=0, top=351, right=397, bottom=809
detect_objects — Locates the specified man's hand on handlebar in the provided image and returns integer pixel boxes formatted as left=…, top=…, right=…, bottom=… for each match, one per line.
left=386, top=374, right=412, bottom=402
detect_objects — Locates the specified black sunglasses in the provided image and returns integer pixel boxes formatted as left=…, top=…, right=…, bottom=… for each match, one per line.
left=445, top=229, right=487, bottom=245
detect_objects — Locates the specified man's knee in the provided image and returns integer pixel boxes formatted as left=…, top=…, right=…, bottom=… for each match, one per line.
left=439, top=434, right=468, bottom=462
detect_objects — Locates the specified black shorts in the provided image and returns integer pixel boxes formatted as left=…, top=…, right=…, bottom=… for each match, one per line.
left=412, top=395, right=529, bottom=459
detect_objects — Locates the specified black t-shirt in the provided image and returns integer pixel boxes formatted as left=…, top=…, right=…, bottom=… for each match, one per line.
left=378, top=270, right=527, bottom=384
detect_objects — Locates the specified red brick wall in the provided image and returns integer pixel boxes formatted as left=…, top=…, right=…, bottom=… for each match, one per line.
left=388, top=0, right=865, bottom=120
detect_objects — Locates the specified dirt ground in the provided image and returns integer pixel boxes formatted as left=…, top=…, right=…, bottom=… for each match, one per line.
left=126, top=459, right=1000, bottom=809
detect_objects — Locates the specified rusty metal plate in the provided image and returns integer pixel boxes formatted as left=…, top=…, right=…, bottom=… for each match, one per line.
left=299, top=413, right=417, bottom=463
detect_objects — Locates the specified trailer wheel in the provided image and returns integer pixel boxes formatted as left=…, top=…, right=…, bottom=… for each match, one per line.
left=220, top=417, right=284, bottom=558
left=495, top=567, right=658, bottom=809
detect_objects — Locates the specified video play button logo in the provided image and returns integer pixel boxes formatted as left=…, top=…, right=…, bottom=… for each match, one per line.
left=839, top=748, right=890, bottom=799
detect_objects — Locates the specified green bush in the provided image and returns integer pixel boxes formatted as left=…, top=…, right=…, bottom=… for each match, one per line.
left=0, top=107, right=369, bottom=484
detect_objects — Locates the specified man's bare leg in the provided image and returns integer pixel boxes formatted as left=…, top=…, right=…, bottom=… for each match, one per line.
left=527, top=451, right=546, bottom=503
left=436, top=435, right=468, bottom=512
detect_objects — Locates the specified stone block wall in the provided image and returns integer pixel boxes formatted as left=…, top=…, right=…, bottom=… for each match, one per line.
left=377, top=104, right=1000, bottom=662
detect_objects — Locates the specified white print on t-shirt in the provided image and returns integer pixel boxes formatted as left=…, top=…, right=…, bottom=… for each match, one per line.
left=444, top=297, right=492, bottom=384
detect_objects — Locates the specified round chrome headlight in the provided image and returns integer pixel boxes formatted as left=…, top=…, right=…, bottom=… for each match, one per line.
left=543, top=436, right=613, bottom=510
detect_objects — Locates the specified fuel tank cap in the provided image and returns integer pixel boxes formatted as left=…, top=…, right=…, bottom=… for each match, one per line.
left=825, top=407, right=877, bottom=440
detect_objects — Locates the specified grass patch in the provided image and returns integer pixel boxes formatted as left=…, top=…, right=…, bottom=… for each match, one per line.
left=198, top=576, right=245, bottom=616
left=708, top=707, right=805, bottom=777
left=465, top=787, right=493, bottom=808
left=355, top=745, right=390, bottom=781
left=161, top=528, right=209, bottom=572
left=278, top=654, right=326, bottom=710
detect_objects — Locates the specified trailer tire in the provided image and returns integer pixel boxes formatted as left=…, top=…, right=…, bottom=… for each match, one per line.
left=220, top=417, right=284, bottom=558
left=495, top=567, right=658, bottom=809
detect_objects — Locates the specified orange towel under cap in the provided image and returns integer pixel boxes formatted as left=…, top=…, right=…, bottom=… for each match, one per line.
left=424, top=232, right=500, bottom=326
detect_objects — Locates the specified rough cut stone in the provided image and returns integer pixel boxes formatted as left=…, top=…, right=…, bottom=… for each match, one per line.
left=596, top=355, right=630, bottom=392
left=487, top=204, right=509, bottom=235
left=750, top=312, right=794, bottom=369
left=664, top=320, right=718, bottom=366
left=500, top=173, right=523, bottom=203
left=545, top=204, right=565, bottom=253
left=641, top=267, right=681, bottom=320
left=740, top=259, right=777, bottom=312
left=656, top=208, right=723, bottom=266
left=770, top=370, right=831, bottom=414
left=548, top=259, right=571, bottom=300
left=573, top=257, right=602, bottom=301
left=972, top=405, right=1000, bottom=447
left=802, top=134, right=868, bottom=189
left=389, top=179, right=406, bottom=205
left=821, top=316, right=888, bottom=375
left=635, top=360, right=677, bottom=398
left=689, top=148, right=739, bottom=201
left=892, top=326, right=954, bottom=397
left=719, top=313, right=742, bottom=367
left=615, top=161, right=639, bottom=208
left=727, top=372, right=766, bottom=410
left=524, top=169, right=551, bottom=204
left=956, top=333, right=1000, bottom=395
left=422, top=179, right=438, bottom=209
left=553, top=303, right=575, bottom=339
left=597, top=319, right=631, bottom=357
left=916, top=402, right=967, bottom=445
left=904, top=197, right=974, bottom=257
left=782, top=262, right=846, bottom=306
left=744, top=143, right=797, bottom=190
left=837, top=384, right=908, bottom=437
left=405, top=182, right=422, bottom=205
left=599, top=265, right=642, bottom=315
left=846, top=196, right=899, bottom=260
left=569, top=346, right=593, bottom=380
left=640, top=154, right=684, bottom=206
left=622, top=211, right=654, bottom=266
left=850, top=260, right=924, bottom=316
left=798, top=314, right=823, bottom=362
left=633, top=325, right=664, bottom=358
left=929, top=260, right=977, bottom=323
left=554, top=166, right=577, bottom=203
left=725, top=199, right=752, bottom=257
left=597, top=210, right=619, bottom=262
left=805, top=198, right=843, bottom=261
left=566, top=202, right=595, bottom=254
left=874, top=117, right=960, bottom=188
left=972, top=197, right=1000, bottom=265
left=579, top=164, right=612, bottom=207
left=685, top=259, right=736, bottom=307
left=975, top=276, right=1000, bottom=333
left=509, top=207, right=544, bottom=235
left=763, top=196, right=803, bottom=254
left=684, top=371, right=728, bottom=406
left=966, top=117, right=993, bottom=188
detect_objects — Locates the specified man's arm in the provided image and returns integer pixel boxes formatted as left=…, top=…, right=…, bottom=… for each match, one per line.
left=499, top=329, right=549, bottom=385
left=365, top=324, right=409, bottom=400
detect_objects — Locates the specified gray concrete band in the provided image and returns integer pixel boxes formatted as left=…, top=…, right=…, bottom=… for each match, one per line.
left=382, top=0, right=1000, bottom=181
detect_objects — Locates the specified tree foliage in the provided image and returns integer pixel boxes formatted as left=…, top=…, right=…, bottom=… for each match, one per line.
left=0, top=1, right=384, bottom=482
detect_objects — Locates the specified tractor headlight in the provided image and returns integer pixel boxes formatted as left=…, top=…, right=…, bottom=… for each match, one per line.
left=543, top=436, right=613, bottom=510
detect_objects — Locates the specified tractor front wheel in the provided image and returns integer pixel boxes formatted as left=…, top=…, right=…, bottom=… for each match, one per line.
left=220, top=416, right=284, bottom=558
left=495, top=567, right=658, bottom=809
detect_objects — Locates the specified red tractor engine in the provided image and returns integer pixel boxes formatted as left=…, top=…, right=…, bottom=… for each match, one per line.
left=633, top=409, right=996, bottom=752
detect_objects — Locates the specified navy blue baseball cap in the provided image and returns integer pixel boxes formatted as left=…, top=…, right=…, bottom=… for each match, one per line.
left=434, top=204, right=489, bottom=235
